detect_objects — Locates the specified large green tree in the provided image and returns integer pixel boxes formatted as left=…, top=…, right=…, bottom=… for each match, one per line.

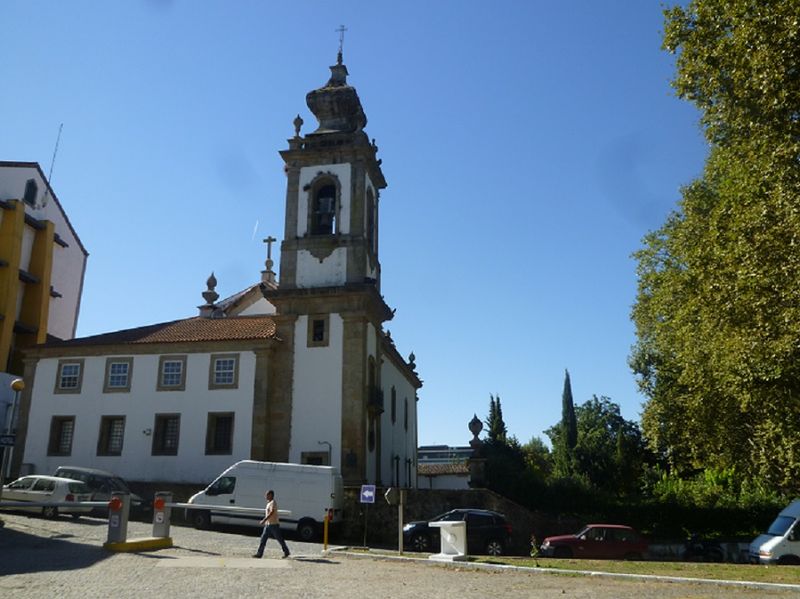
left=631, top=0, right=800, bottom=488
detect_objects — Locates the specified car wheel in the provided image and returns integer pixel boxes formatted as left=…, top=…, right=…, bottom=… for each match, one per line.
left=554, top=546, right=572, bottom=559
left=191, top=509, right=211, bottom=529
left=297, top=519, right=317, bottom=542
left=42, top=505, right=58, bottom=519
left=409, top=534, right=431, bottom=552
left=485, top=539, right=504, bottom=556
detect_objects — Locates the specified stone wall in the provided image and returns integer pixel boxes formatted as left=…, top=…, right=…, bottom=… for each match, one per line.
left=340, top=486, right=582, bottom=555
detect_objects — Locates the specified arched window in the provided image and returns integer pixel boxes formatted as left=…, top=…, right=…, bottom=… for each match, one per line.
left=404, top=398, right=408, bottom=431
left=391, top=386, right=396, bottom=424
left=311, top=184, right=336, bottom=235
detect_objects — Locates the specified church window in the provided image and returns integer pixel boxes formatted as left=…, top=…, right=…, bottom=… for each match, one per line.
left=205, top=412, right=234, bottom=455
left=152, top=413, right=180, bottom=455
left=311, top=184, right=337, bottom=235
left=47, top=416, right=75, bottom=456
left=404, top=398, right=409, bottom=431
left=157, top=355, right=187, bottom=391
left=97, top=416, right=125, bottom=456
left=307, top=314, right=330, bottom=347
left=22, top=178, right=38, bottom=206
left=209, top=354, right=239, bottom=389
left=391, top=387, right=397, bottom=424
left=103, top=358, right=133, bottom=393
left=55, top=359, right=84, bottom=394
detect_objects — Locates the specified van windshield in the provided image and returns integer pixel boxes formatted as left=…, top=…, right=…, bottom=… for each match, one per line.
left=767, top=516, right=795, bottom=536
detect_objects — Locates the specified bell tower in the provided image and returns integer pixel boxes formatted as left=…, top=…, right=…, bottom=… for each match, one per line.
left=263, top=51, right=393, bottom=484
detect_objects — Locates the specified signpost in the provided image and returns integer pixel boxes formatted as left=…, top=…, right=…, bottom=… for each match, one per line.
left=360, top=484, right=375, bottom=547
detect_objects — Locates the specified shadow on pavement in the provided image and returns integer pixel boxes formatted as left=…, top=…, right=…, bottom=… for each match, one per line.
left=0, top=525, right=111, bottom=576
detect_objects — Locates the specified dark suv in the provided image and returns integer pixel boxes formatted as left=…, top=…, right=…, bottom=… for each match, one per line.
left=403, top=508, right=512, bottom=556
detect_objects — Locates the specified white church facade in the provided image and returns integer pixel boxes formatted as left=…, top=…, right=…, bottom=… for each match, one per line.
left=12, top=53, right=421, bottom=488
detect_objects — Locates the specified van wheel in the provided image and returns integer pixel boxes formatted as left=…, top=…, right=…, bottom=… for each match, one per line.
left=191, top=510, right=211, bottom=529
left=297, top=519, right=317, bottom=542
left=42, top=506, right=58, bottom=519
left=778, top=555, right=800, bottom=565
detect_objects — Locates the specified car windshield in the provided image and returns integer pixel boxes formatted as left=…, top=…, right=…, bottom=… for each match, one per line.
left=767, top=516, right=795, bottom=536
left=575, top=526, right=591, bottom=538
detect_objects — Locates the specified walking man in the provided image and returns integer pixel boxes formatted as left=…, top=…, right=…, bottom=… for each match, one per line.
left=253, top=490, right=291, bottom=559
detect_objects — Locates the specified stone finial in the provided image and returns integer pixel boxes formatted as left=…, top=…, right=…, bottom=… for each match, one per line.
left=202, top=272, right=219, bottom=305
left=199, top=272, right=219, bottom=317
left=408, top=352, right=416, bottom=371
left=469, top=414, right=483, bottom=441
left=293, top=114, right=303, bottom=138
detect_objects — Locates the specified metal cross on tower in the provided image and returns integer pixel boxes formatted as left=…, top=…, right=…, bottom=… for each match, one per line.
left=336, top=25, right=347, bottom=64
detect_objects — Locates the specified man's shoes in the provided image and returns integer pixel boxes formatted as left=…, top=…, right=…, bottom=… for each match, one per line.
left=282, top=553, right=290, bottom=559
left=252, top=554, right=262, bottom=559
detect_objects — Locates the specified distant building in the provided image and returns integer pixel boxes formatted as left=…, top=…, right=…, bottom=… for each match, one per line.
left=12, top=54, right=421, bottom=488
left=417, top=445, right=471, bottom=489
left=0, top=162, right=87, bottom=462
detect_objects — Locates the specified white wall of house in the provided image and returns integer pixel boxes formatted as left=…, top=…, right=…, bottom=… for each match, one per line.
left=288, top=313, right=343, bottom=469
left=380, top=354, right=418, bottom=488
left=418, top=473, right=470, bottom=490
left=23, top=350, right=257, bottom=484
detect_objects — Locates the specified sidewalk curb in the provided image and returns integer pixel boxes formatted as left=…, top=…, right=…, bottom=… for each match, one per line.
left=332, top=549, right=800, bottom=593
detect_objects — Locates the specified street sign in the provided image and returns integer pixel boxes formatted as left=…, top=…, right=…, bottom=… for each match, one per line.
left=0, top=434, right=15, bottom=447
left=359, top=484, right=376, bottom=503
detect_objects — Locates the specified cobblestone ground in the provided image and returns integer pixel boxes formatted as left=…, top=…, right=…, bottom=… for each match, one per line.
left=0, top=512, right=797, bottom=599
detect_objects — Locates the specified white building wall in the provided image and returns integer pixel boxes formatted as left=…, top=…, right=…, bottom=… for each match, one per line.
left=295, top=247, right=347, bottom=288
left=23, top=351, right=257, bottom=484
left=288, top=314, right=343, bottom=469
left=380, top=356, right=418, bottom=488
left=236, top=297, right=276, bottom=316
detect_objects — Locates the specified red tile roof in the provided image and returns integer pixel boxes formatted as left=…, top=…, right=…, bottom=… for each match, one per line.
left=44, top=316, right=278, bottom=348
left=417, top=463, right=470, bottom=476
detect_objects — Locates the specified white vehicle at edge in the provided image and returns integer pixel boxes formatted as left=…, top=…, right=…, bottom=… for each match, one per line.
left=750, top=499, right=800, bottom=564
left=186, top=460, right=344, bottom=542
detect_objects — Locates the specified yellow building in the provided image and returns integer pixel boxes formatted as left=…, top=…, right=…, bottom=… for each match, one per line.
left=0, top=161, right=87, bottom=434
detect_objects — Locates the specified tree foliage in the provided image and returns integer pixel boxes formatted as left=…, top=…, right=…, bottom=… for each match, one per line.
left=485, top=394, right=507, bottom=444
left=631, top=0, right=800, bottom=489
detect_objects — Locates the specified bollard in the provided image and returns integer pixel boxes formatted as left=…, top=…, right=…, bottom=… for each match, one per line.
left=152, top=492, right=172, bottom=538
left=106, top=491, right=131, bottom=544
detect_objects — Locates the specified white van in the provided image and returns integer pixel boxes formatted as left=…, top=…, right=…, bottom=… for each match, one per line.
left=187, top=460, right=343, bottom=541
left=749, top=499, right=800, bottom=564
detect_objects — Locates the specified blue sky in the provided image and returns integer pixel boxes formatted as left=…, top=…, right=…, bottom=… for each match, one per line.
left=2, top=1, right=706, bottom=448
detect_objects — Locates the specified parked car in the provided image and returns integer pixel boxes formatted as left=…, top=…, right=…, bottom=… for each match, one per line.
left=1, top=475, right=93, bottom=519
left=53, top=466, right=147, bottom=514
left=403, top=508, right=512, bottom=556
left=540, top=524, right=648, bottom=560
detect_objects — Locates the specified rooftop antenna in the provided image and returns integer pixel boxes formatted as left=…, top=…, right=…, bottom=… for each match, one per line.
left=335, top=24, right=347, bottom=64
left=42, top=123, right=63, bottom=208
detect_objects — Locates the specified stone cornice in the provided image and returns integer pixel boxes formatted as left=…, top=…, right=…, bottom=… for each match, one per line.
left=263, top=283, right=394, bottom=325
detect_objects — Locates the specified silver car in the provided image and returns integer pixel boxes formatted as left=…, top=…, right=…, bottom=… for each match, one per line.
left=2, top=475, right=93, bottom=519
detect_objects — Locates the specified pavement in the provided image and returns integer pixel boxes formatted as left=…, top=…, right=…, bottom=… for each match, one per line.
left=1, top=512, right=798, bottom=598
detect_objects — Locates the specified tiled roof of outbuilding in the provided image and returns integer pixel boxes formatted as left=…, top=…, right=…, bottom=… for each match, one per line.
left=44, top=315, right=278, bottom=348
left=417, top=463, right=470, bottom=476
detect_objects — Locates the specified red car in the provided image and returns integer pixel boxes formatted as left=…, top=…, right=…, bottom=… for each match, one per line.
left=540, top=524, right=648, bottom=560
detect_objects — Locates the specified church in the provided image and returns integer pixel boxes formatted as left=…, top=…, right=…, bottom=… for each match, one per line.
left=12, top=52, right=422, bottom=488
